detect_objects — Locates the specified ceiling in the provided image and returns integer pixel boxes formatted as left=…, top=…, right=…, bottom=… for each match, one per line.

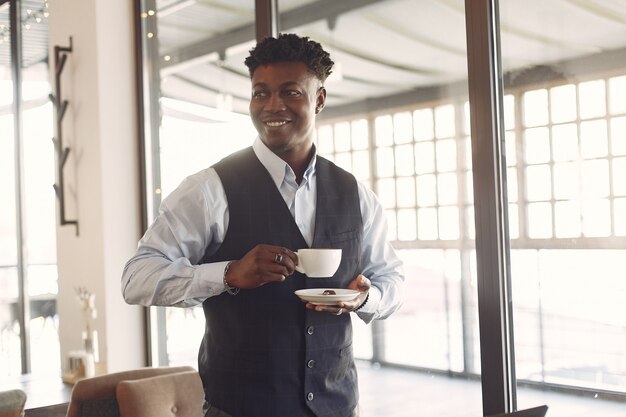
left=0, top=0, right=48, bottom=69
left=3, top=0, right=626, bottom=120
left=155, top=0, right=626, bottom=119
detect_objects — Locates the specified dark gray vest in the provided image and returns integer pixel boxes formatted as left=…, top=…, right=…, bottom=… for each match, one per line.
left=199, top=147, right=362, bottom=417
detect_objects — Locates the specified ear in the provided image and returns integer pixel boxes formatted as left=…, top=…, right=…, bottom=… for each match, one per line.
left=315, top=87, right=327, bottom=114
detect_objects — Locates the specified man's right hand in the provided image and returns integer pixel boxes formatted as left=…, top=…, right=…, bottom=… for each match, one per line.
left=224, top=244, right=298, bottom=289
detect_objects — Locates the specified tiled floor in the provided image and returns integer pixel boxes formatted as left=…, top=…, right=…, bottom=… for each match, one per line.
left=356, top=361, right=626, bottom=417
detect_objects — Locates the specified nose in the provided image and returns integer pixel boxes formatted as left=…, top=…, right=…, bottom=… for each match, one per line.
left=265, top=94, right=286, bottom=112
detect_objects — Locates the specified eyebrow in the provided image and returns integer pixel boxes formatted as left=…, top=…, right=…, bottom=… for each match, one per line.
left=252, top=81, right=302, bottom=89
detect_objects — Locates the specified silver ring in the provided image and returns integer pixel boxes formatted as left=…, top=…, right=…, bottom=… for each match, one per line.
left=334, top=308, right=342, bottom=316
left=274, top=254, right=283, bottom=263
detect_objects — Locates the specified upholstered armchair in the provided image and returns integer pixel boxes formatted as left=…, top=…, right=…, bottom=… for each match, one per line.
left=116, top=370, right=203, bottom=417
left=0, top=389, right=27, bottom=417
left=66, top=366, right=201, bottom=417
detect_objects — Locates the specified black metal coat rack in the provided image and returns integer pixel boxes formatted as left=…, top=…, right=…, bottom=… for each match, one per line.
left=50, top=37, right=79, bottom=235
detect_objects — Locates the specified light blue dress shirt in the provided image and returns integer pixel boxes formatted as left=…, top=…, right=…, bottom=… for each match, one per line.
left=122, top=138, right=404, bottom=322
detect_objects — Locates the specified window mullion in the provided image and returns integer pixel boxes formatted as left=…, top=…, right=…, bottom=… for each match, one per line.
left=464, top=0, right=516, bottom=414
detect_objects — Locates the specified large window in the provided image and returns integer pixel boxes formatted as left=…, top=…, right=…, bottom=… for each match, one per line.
left=0, top=0, right=59, bottom=377
left=499, top=2, right=626, bottom=409
left=136, top=0, right=626, bottom=415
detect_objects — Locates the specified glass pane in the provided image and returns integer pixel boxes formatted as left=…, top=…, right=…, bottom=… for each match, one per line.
left=551, top=123, right=578, bottom=161
left=300, top=7, right=476, bottom=417
left=613, top=157, right=626, bottom=196
left=611, top=116, right=626, bottom=155
left=436, top=139, right=456, bottom=172
left=504, top=94, right=515, bottom=128
left=553, top=162, right=580, bottom=200
left=335, top=152, right=352, bottom=172
left=414, top=142, right=435, bottom=174
left=334, top=122, right=351, bottom=152
left=376, top=147, right=395, bottom=178
left=416, top=174, right=437, bottom=207
left=396, top=177, right=416, bottom=208
left=317, top=125, right=334, bottom=154
left=144, top=1, right=481, bottom=414
left=0, top=268, right=22, bottom=376
left=351, top=119, right=369, bottom=150
left=393, top=112, right=413, bottom=144
left=580, top=120, right=608, bottom=159
left=501, top=1, right=626, bottom=412
left=579, top=80, right=606, bottom=119
left=550, top=84, right=576, bottom=123
left=395, top=144, right=414, bottom=176
left=375, top=115, right=394, bottom=146
left=21, top=56, right=59, bottom=375
left=437, top=173, right=457, bottom=205
left=397, top=209, right=417, bottom=241
left=524, top=127, right=550, bottom=164
left=434, top=104, right=455, bottom=139
left=523, top=89, right=548, bottom=127
left=0, top=3, right=20, bottom=378
left=376, top=178, right=396, bottom=209
left=140, top=0, right=257, bottom=367
left=438, top=206, right=459, bottom=240
left=352, top=150, right=370, bottom=181
left=609, top=75, right=626, bottom=114
left=413, top=108, right=434, bottom=141
left=525, top=165, right=552, bottom=201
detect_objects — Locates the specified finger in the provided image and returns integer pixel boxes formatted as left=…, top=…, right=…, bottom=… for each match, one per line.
left=311, top=302, right=344, bottom=314
left=270, top=248, right=297, bottom=275
left=266, top=261, right=293, bottom=278
left=279, top=247, right=297, bottom=261
left=260, top=271, right=286, bottom=283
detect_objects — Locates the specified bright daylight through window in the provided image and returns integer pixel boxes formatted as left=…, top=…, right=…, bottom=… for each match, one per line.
left=136, top=0, right=626, bottom=416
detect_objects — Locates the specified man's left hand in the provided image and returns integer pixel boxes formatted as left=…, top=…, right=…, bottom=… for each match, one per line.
left=304, top=274, right=371, bottom=315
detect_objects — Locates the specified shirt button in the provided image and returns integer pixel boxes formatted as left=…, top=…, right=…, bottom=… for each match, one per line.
left=171, top=405, right=178, bottom=413
left=307, top=359, right=315, bottom=368
left=307, top=392, right=314, bottom=401
left=307, top=326, right=314, bottom=335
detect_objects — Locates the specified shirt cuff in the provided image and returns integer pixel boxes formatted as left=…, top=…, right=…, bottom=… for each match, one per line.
left=191, top=260, right=233, bottom=298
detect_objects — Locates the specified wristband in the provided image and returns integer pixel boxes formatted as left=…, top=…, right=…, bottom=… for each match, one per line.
left=353, top=292, right=369, bottom=312
left=223, top=261, right=240, bottom=296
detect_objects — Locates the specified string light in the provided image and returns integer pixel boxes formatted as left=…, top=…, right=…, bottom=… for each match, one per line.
left=216, top=58, right=233, bottom=112
left=0, top=2, right=49, bottom=40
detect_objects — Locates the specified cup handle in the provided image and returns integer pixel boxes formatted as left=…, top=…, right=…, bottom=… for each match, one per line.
left=294, top=251, right=305, bottom=274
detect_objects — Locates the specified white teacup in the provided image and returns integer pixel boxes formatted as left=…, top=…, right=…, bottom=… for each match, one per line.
left=295, top=248, right=342, bottom=278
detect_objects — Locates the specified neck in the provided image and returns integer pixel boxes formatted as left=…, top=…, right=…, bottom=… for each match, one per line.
left=280, top=146, right=314, bottom=184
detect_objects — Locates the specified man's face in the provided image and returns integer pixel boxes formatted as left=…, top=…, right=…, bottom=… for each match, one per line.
left=249, top=61, right=326, bottom=156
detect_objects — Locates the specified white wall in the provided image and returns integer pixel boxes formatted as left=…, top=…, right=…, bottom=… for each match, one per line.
left=48, top=0, right=146, bottom=373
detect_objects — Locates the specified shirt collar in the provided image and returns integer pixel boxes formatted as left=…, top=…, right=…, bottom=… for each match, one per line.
left=252, top=137, right=317, bottom=188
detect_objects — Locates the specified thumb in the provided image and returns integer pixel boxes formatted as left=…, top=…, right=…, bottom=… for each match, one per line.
left=356, top=274, right=371, bottom=292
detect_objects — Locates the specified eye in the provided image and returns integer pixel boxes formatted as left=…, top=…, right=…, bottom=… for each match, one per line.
left=252, top=90, right=268, bottom=99
left=284, top=90, right=302, bottom=97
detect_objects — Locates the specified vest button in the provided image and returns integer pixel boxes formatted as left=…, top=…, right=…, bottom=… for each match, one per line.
left=307, top=326, right=314, bottom=335
left=307, top=392, right=314, bottom=401
left=171, top=405, right=178, bottom=413
left=307, top=359, right=315, bottom=368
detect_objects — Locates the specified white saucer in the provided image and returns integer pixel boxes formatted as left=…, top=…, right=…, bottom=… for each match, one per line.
left=295, top=288, right=360, bottom=305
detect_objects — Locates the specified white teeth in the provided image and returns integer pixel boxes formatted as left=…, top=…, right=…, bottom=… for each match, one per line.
left=266, top=121, right=288, bottom=127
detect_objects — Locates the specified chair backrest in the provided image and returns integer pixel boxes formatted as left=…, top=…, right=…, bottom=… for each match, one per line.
left=0, top=389, right=27, bottom=417
left=487, top=405, right=548, bottom=417
left=66, top=366, right=195, bottom=417
left=116, top=370, right=204, bottom=417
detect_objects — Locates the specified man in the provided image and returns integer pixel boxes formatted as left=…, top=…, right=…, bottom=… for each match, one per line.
left=122, top=33, right=404, bottom=417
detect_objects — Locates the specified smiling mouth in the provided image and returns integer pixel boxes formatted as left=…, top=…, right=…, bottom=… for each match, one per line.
left=265, top=121, right=289, bottom=127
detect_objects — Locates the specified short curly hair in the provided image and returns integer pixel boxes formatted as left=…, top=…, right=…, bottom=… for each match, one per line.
left=244, top=33, right=334, bottom=82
